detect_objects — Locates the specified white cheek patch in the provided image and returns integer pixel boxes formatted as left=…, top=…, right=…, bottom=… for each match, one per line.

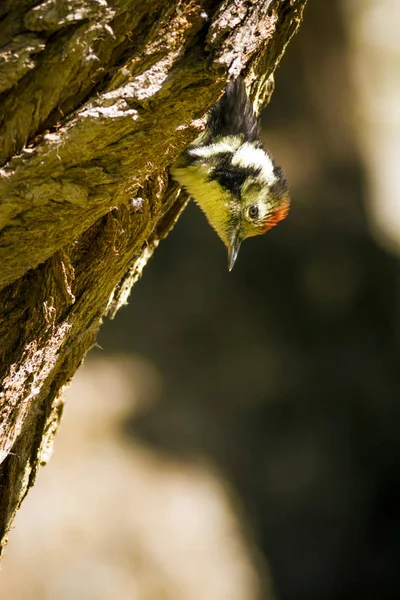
left=189, top=135, right=242, bottom=159
left=231, top=142, right=276, bottom=186
left=256, top=199, right=272, bottom=221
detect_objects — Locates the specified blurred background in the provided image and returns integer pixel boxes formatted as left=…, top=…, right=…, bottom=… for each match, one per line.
left=1, top=1, right=400, bottom=598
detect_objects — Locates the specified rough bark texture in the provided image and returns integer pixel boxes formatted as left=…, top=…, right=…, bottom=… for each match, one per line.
left=0, top=0, right=306, bottom=555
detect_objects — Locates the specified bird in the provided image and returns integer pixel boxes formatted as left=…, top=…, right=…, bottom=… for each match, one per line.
left=171, top=77, right=290, bottom=270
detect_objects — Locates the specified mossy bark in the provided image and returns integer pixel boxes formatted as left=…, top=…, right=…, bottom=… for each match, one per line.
left=0, top=0, right=307, bottom=555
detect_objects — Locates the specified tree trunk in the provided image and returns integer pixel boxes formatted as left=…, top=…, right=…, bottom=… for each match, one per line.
left=0, top=0, right=306, bottom=555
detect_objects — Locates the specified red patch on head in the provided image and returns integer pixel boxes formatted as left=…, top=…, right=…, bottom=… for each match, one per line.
left=259, top=195, right=290, bottom=234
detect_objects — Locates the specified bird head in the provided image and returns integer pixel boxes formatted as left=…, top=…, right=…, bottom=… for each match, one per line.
left=225, top=170, right=290, bottom=270
left=171, top=137, right=290, bottom=270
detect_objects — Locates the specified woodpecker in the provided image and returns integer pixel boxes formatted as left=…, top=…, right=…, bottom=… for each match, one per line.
left=171, top=77, right=290, bottom=270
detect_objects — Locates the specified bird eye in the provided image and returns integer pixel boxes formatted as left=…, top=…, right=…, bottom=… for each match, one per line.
left=248, top=205, right=259, bottom=219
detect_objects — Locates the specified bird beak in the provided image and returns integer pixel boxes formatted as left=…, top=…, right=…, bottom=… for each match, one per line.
left=228, top=233, right=241, bottom=271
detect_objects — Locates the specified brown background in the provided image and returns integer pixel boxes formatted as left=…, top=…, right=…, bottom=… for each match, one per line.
left=2, top=1, right=400, bottom=599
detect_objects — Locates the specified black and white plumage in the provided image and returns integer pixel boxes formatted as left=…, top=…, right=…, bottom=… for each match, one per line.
left=171, top=78, right=290, bottom=270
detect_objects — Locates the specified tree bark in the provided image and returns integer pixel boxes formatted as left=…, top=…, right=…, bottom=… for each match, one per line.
left=0, top=0, right=306, bottom=555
